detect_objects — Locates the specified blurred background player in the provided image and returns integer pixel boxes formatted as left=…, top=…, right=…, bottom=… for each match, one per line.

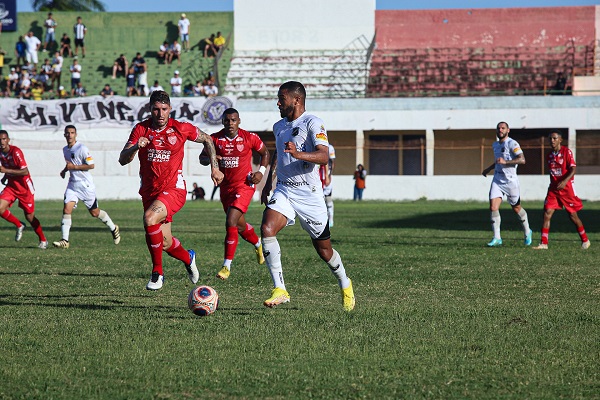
left=119, top=90, right=223, bottom=291
left=482, top=121, right=532, bottom=247
left=53, top=125, right=120, bottom=249
left=0, top=130, right=48, bottom=249
left=533, top=130, right=590, bottom=250
left=200, top=108, right=269, bottom=280
left=260, top=81, right=354, bottom=311
left=319, top=142, right=335, bottom=227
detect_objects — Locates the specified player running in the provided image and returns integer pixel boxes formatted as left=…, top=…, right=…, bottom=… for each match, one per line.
left=260, top=81, right=355, bottom=312
left=0, top=130, right=48, bottom=249
left=53, top=125, right=121, bottom=249
left=199, top=108, right=270, bottom=280
left=533, top=130, right=590, bottom=250
left=482, top=121, right=532, bottom=247
left=119, top=90, right=223, bottom=290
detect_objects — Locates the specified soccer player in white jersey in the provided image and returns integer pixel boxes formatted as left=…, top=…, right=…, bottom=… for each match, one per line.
left=53, top=125, right=120, bottom=249
left=482, top=121, right=532, bottom=247
left=260, top=81, right=355, bottom=311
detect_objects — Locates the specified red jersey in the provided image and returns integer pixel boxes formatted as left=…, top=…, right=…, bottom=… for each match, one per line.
left=127, top=118, right=199, bottom=198
left=547, top=146, right=576, bottom=191
left=0, top=145, right=35, bottom=196
left=212, top=128, right=264, bottom=188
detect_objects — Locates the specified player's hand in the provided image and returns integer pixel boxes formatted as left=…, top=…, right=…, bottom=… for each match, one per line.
left=60, top=169, right=66, bottom=179
left=137, top=137, right=150, bottom=148
left=284, top=141, right=298, bottom=157
left=250, top=171, right=263, bottom=184
left=556, top=180, right=567, bottom=190
left=211, top=167, right=224, bottom=186
left=496, top=157, right=506, bottom=165
left=0, top=165, right=4, bottom=173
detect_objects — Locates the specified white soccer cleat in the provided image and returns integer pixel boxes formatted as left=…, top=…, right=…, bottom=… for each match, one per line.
left=15, top=223, right=25, bottom=242
left=186, top=249, right=199, bottom=284
left=146, top=272, right=164, bottom=290
left=38, top=241, right=48, bottom=250
left=53, top=239, right=70, bottom=249
left=111, top=225, right=121, bottom=245
left=582, top=240, right=591, bottom=250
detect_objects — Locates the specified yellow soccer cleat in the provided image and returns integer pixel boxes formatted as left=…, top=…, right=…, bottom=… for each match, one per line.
left=263, top=287, right=290, bottom=308
left=255, top=243, right=265, bottom=265
left=341, top=279, right=355, bottom=312
left=216, top=266, right=230, bottom=280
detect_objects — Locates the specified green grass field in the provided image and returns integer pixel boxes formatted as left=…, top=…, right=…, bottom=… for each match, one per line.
left=1, top=199, right=598, bottom=399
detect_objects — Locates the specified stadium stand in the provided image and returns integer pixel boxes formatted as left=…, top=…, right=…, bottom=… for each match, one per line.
left=0, top=11, right=233, bottom=98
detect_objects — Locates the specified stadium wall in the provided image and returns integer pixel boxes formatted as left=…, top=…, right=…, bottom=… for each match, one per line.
left=6, top=95, right=600, bottom=202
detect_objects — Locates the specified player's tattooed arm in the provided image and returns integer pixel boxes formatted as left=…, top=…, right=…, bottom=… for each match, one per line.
left=195, top=128, right=224, bottom=185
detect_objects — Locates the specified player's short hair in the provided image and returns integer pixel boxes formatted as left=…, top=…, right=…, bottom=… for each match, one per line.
left=222, top=108, right=239, bottom=117
left=150, top=90, right=170, bottom=106
left=64, top=125, right=77, bottom=133
left=496, top=121, right=509, bottom=129
left=0, top=130, right=8, bottom=137
left=549, top=129, right=564, bottom=137
left=280, top=81, right=306, bottom=99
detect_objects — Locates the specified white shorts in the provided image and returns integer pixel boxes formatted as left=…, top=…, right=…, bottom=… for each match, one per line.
left=267, top=186, right=329, bottom=239
left=26, top=51, right=39, bottom=65
left=489, top=180, right=521, bottom=206
left=64, top=180, right=98, bottom=210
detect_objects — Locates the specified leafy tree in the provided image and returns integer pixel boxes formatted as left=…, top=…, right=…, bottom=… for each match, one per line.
left=31, top=0, right=106, bottom=12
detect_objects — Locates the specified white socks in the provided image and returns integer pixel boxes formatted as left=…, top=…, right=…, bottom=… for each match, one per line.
left=61, top=214, right=72, bottom=241
left=263, top=236, right=285, bottom=290
left=97, top=210, right=116, bottom=231
left=491, top=210, right=501, bottom=239
left=328, top=249, right=350, bottom=289
left=517, top=208, right=531, bottom=235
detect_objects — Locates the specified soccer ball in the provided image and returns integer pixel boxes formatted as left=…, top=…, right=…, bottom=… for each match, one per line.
left=188, top=285, right=219, bottom=316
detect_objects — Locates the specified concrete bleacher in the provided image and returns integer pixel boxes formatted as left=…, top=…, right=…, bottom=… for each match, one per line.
left=224, top=46, right=370, bottom=99
left=1, top=11, right=233, bottom=97
left=367, top=43, right=595, bottom=97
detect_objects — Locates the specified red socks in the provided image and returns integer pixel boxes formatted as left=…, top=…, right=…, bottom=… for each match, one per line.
left=165, top=237, right=191, bottom=264
left=239, top=223, right=259, bottom=246
left=145, top=223, right=163, bottom=275
left=540, top=228, right=549, bottom=245
left=578, top=226, right=589, bottom=243
left=224, top=226, right=239, bottom=260
left=1, top=209, right=21, bottom=227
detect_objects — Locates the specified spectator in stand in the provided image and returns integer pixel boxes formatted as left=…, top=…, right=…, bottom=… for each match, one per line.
left=31, top=82, right=44, bottom=100
left=112, top=54, right=128, bottom=79
left=40, top=58, right=53, bottom=89
left=170, top=70, right=182, bottom=97
left=51, top=51, right=63, bottom=91
left=552, top=72, right=567, bottom=95
left=15, top=36, right=27, bottom=67
left=58, top=85, right=69, bottom=98
left=72, top=81, right=86, bottom=97
left=100, top=83, right=114, bottom=97
left=131, top=52, right=146, bottom=74
left=213, top=31, right=226, bottom=55
left=203, top=81, right=218, bottom=97
left=59, top=33, right=72, bottom=57
left=126, top=67, right=137, bottom=96
left=21, top=61, right=33, bottom=74
left=19, top=74, right=31, bottom=99
left=178, top=13, right=191, bottom=52
left=157, top=41, right=171, bottom=64
left=149, top=80, right=163, bottom=94
left=8, top=68, right=19, bottom=93
left=189, top=182, right=205, bottom=200
left=193, top=80, right=204, bottom=96
left=203, top=33, right=216, bottom=58
left=73, top=16, right=87, bottom=58
left=24, top=31, right=41, bottom=67
left=171, top=40, right=182, bottom=66
left=69, top=59, right=81, bottom=91
left=42, top=12, right=58, bottom=53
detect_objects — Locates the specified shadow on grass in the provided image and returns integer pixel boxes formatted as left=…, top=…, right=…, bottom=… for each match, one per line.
left=365, top=208, right=600, bottom=233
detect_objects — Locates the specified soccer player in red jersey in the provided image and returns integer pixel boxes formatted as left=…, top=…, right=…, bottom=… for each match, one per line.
left=199, top=108, right=270, bottom=280
left=0, top=130, right=48, bottom=249
left=534, top=130, right=590, bottom=250
left=119, top=91, right=223, bottom=290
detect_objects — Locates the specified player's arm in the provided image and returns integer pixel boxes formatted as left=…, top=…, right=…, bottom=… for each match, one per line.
left=249, top=145, right=270, bottom=185
left=497, top=153, right=525, bottom=166
left=0, top=164, right=29, bottom=176
left=482, top=162, right=495, bottom=177
left=556, top=165, right=576, bottom=191
left=119, top=136, right=148, bottom=166
left=65, top=161, right=94, bottom=172
left=284, top=142, right=329, bottom=165
left=261, top=149, right=277, bottom=205
left=194, top=128, right=223, bottom=186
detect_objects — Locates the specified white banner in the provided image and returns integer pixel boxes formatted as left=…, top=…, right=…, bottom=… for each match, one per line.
left=0, top=95, right=236, bottom=131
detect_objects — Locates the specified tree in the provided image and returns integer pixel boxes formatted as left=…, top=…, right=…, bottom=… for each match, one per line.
left=32, top=0, right=107, bottom=12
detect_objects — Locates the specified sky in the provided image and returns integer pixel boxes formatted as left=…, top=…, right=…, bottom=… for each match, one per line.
left=16, top=0, right=600, bottom=12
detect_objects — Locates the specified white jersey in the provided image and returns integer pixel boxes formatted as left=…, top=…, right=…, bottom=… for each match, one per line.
left=63, top=142, right=95, bottom=187
left=273, top=112, right=329, bottom=195
left=492, top=137, right=522, bottom=185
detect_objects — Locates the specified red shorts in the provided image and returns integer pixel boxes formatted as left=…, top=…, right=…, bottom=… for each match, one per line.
left=142, top=188, right=187, bottom=223
left=0, top=186, right=35, bottom=214
left=544, top=186, right=583, bottom=213
left=220, top=184, right=255, bottom=213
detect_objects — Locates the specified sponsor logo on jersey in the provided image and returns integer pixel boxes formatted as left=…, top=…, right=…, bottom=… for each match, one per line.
left=147, top=148, right=171, bottom=162
left=166, top=128, right=175, bottom=134
left=304, top=219, right=323, bottom=226
left=220, top=156, right=239, bottom=168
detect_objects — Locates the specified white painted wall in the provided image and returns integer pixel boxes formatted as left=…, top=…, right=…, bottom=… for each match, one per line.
left=233, top=0, right=375, bottom=50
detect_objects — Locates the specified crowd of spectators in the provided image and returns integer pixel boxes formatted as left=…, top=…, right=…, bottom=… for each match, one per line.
left=1, top=12, right=225, bottom=100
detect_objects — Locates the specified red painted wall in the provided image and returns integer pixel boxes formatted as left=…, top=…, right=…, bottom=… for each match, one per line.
left=376, top=6, right=596, bottom=50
